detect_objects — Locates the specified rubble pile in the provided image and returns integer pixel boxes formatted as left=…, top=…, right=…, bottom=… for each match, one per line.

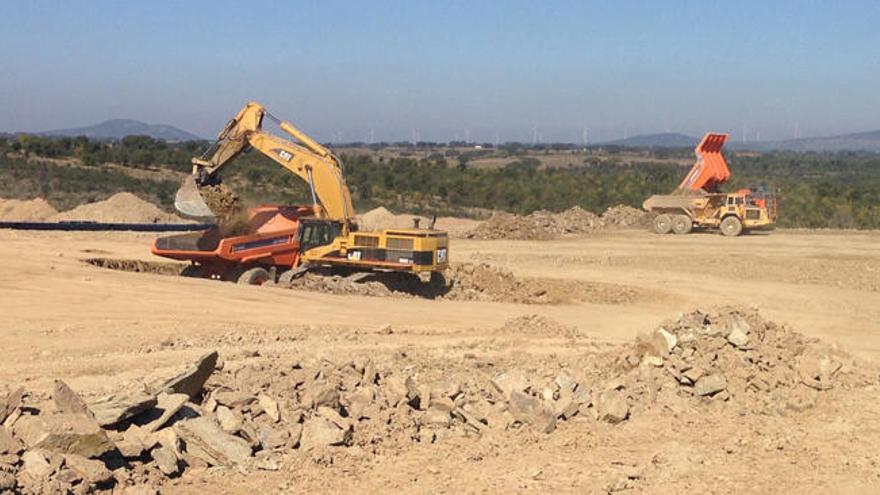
left=596, top=307, right=863, bottom=417
left=466, top=207, right=604, bottom=240
left=0, top=350, right=597, bottom=493
left=600, top=204, right=651, bottom=229
left=0, top=308, right=863, bottom=492
left=466, top=204, right=654, bottom=240
left=277, top=263, right=588, bottom=304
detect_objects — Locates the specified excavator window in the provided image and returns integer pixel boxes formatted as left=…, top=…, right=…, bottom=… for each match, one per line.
left=734, top=196, right=745, bottom=206
left=299, top=221, right=341, bottom=251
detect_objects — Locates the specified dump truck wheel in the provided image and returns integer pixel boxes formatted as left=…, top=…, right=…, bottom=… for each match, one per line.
left=672, top=215, right=693, bottom=235
left=180, top=265, right=204, bottom=278
left=237, top=267, right=270, bottom=285
left=653, top=214, right=673, bottom=234
left=720, top=216, right=743, bottom=237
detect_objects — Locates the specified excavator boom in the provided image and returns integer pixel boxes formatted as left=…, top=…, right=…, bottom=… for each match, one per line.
left=677, top=133, right=730, bottom=193
left=175, top=102, right=355, bottom=228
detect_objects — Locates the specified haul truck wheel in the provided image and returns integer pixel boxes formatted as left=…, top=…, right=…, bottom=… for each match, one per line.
left=672, top=215, right=693, bottom=235
left=720, top=216, right=743, bottom=237
left=653, top=214, right=673, bottom=234
left=237, top=267, right=271, bottom=285
left=180, top=265, right=204, bottom=278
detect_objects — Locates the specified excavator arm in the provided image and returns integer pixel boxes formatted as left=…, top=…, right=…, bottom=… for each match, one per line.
left=175, top=102, right=355, bottom=229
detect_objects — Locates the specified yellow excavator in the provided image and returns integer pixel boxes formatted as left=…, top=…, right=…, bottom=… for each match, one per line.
left=152, top=102, right=448, bottom=284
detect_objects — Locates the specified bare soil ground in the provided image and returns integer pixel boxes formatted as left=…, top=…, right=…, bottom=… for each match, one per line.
left=0, top=228, right=879, bottom=493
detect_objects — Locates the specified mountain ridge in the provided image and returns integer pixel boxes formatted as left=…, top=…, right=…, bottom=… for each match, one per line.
left=38, top=119, right=203, bottom=141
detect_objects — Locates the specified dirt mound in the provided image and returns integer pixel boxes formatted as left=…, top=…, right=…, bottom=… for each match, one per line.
left=49, top=193, right=189, bottom=224
left=601, top=204, right=651, bottom=228
left=358, top=206, right=427, bottom=231
left=466, top=206, right=604, bottom=240
left=276, top=262, right=642, bottom=305
left=466, top=204, right=654, bottom=240
left=0, top=197, right=58, bottom=221
left=595, top=306, right=867, bottom=418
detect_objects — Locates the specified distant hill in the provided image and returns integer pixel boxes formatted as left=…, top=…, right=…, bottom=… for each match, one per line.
left=731, top=130, right=880, bottom=153
left=600, top=133, right=698, bottom=148
left=39, top=119, right=203, bottom=141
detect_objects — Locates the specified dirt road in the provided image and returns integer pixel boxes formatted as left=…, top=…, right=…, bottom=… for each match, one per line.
left=0, top=228, right=878, bottom=493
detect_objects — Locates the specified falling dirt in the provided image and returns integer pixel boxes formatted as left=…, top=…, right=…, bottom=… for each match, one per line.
left=198, top=184, right=252, bottom=236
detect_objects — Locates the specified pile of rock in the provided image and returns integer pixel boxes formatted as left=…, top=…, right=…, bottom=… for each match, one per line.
left=0, top=351, right=219, bottom=493
left=276, top=262, right=563, bottom=304
left=466, top=207, right=604, bottom=240
left=600, top=204, right=651, bottom=229
left=0, top=349, right=604, bottom=492
left=0, top=308, right=862, bottom=492
left=596, top=307, right=860, bottom=418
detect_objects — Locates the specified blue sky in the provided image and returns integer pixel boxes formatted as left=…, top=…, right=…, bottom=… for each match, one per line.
left=2, top=0, right=878, bottom=142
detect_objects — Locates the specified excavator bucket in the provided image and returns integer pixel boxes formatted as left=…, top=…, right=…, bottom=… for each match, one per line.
left=174, top=176, right=216, bottom=220
left=677, top=133, right=730, bottom=193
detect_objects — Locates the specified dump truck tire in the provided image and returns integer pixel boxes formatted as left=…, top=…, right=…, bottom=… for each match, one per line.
left=237, top=267, right=270, bottom=285
left=180, top=265, right=204, bottom=278
left=672, top=215, right=693, bottom=235
left=654, top=214, right=673, bottom=234
left=720, top=216, right=743, bottom=237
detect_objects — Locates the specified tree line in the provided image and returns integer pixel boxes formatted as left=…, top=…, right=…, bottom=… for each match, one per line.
left=1, top=134, right=879, bottom=229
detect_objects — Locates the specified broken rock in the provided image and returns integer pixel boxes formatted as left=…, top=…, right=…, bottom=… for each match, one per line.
left=491, top=370, right=530, bottom=400
left=63, top=453, right=113, bottom=485
left=0, top=387, right=24, bottom=424
left=0, top=426, right=22, bottom=455
left=216, top=406, right=242, bottom=434
left=598, top=391, right=629, bottom=424
left=258, top=395, right=280, bottom=422
left=158, top=351, right=218, bottom=399
left=726, top=324, right=750, bottom=348
left=13, top=413, right=116, bottom=458
left=90, top=392, right=158, bottom=428
left=655, top=329, right=678, bottom=353
left=300, top=417, right=351, bottom=451
left=694, top=374, right=728, bottom=397
left=151, top=443, right=180, bottom=476
left=21, top=450, right=53, bottom=479
left=52, top=380, right=96, bottom=420
left=143, top=392, right=189, bottom=433
left=507, top=391, right=556, bottom=433
left=174, top=416, right=252, bottom=467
